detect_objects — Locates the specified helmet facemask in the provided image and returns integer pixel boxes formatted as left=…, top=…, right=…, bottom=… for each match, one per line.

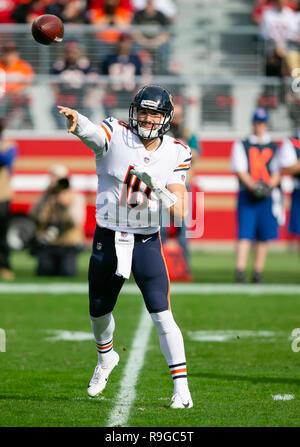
left=129, top=104, right=173, bottom=140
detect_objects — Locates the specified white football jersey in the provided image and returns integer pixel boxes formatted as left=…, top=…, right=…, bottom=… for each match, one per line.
left=280, top=137, right=300, bottom=189
left=73, top=114, right=192, bottom=234
left=260, top=6, right=298, bottom=45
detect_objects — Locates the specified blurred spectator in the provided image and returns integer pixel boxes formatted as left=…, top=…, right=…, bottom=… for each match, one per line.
left=160, top=102, right=201, bottom=279
left=0, top=41, right=34, bottom=129
left=260, top=0, right=299, bottom=78
left=286, top=84, right=300, bottom=125
left=47, top=0, right=88, bottom=23
left=30, top=164, right=86, bottom=277
left=11, top=0, right=49, bottom=23
left=51, top=40, right=97, bottom=129
left=0, top=0, right=19, bottom=23
left=230, top=108, right=281, bottom=284
left=100, top=32, right=144, bottom=116
left=87, top=0, right=134, bottom=14
left=0, top=119, right=18, bottom=280
left=87, top=0, right=132, bottom=49
left=11, top=0, right=87, bottom=24
left=253, top=1, right=272, bottom=24
left=132, top=0, right=176, bottom=22
left=253, top=0, right=297, bottom=24
left=131, top=0, right=171, bottom=74
left=279, top=127, right=300, bottom=253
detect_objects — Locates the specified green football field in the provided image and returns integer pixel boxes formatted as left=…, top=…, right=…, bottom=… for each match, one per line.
left=0, top=249, right=300, bottom=427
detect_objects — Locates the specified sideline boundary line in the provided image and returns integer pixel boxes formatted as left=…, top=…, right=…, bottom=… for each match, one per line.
left=1, top=283, right=300, bottom=295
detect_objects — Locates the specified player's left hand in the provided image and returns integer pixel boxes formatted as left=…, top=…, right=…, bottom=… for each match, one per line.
left=131, top=164, right=178, bottom=209
left=57, top=106, right=78, bottom=133
left=130, top=164, right=158, bottom=191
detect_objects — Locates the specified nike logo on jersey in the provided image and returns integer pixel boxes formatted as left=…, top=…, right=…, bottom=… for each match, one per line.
left=142, top=237, right=152, bottom=243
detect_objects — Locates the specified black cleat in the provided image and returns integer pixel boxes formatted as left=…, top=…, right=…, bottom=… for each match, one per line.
left=235, top=270, right=246, bottom=284
left=252, top=271, right=262, bottom=284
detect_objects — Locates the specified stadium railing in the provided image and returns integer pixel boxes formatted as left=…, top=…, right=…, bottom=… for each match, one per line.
left=0, top=73, right=297, bottom=137
left=0, top=23, right=298, bottom=136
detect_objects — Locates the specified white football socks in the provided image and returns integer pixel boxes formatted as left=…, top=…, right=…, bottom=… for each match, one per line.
left=90, top=312, right=116, bottom=366
left=151, top=310, right=189, bottom=393
left=90, top=310, right=190, bottom=394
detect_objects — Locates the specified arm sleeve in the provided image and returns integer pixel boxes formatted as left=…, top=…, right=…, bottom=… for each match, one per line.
left=72, top=113, right=113, bottom=160
left=230, top=140, right=248, bottom=173
left=279, top=139, right=298, bottom=168
left=167, top=145, right=192, bottom=186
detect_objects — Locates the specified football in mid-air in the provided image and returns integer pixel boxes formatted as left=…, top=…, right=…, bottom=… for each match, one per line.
left=31, top=14, right=64, bottom=45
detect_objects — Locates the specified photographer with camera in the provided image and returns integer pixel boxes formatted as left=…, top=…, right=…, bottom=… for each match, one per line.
left=30, top=164, right=86, bottom=277
left=230, top=108, right=282, bottom=284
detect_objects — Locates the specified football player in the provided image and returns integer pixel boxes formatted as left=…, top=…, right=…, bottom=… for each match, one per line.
left=58, top=85, right=193, bottom=409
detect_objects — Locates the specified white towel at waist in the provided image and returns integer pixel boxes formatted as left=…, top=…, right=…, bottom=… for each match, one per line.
left=114, top=231, right=135, bottom=279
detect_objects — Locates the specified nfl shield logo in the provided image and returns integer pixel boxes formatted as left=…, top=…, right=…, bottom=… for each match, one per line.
left=96, top=242, right=102, bottom=251
left=144, top=157, right=150, bottom=164
left=181, top=174, right=186, bottom=182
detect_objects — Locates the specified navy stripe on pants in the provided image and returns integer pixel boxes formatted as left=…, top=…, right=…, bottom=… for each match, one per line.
left=88, top=226, right=170, bottom=317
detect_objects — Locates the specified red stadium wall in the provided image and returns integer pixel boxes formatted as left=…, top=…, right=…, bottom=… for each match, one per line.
left=10, top=138, right=293, bottom=242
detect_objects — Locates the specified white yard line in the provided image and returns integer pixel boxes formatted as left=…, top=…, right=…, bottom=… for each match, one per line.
left=272, top=394, right=295, bottom=401
left=1, top=283, right=300, bottom=295
left=106, top=306, right=153, bottom=427
left=0, top=283, right=88, bottom=294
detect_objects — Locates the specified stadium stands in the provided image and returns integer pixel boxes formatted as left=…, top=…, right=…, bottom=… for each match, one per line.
left=1, top=0, right=299, bottom=135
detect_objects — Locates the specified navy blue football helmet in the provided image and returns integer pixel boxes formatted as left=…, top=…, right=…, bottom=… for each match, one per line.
left=129, top=85, right=174, bottom=140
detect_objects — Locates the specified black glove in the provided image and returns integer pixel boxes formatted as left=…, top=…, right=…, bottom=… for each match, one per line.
left=250, top=181, right=271, bottom=200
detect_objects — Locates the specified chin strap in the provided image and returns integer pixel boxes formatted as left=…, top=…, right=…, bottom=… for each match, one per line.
left=137, top=124, right=159, bottom=139
left=130, top=164, right=177, bottom=209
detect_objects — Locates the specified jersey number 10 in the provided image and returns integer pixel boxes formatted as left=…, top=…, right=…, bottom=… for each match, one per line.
left=120, top=165, right=152, bottom=208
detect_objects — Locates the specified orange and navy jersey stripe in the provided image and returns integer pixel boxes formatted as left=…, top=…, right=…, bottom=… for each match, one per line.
left=99, top=119, right=114, bottom=152
left=96, top=339, right=113, bottom=354
left=174, top=157, right=192, bottom=172
left=169, top=362, right=187, bottom=380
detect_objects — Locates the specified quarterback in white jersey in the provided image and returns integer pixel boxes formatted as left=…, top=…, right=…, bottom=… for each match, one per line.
left=58, top=85, right=193, bottom=409
left=70, top=113, right=191, bottom=234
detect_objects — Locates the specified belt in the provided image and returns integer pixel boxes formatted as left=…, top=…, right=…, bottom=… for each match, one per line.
left=96, top=225, right=158, bottom=240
